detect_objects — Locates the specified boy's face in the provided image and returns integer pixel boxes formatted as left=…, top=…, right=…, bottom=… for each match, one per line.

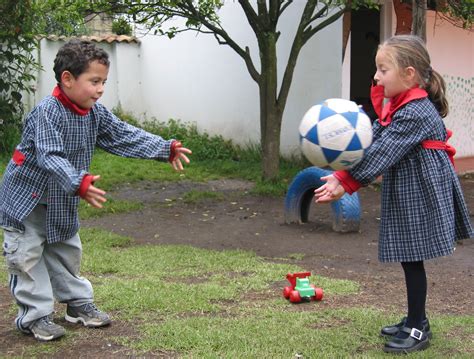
left=61, top=60, right=109, bottom=109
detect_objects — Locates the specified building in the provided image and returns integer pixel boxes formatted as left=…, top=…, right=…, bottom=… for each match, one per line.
left=32, top=1, right=473, bottom=168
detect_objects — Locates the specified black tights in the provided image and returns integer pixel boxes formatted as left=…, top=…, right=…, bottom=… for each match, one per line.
left=401, top=261, right=427, bottom=330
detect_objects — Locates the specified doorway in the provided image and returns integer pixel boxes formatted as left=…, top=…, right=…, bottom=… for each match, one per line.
left=350, top=8, right=380, bottom=121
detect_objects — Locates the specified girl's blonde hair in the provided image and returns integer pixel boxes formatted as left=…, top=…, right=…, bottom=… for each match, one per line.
left=380, top=35, right=449, bottom=117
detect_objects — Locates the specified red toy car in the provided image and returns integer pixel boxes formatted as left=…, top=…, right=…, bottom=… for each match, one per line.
left=283, top=271, right=323, bottom=303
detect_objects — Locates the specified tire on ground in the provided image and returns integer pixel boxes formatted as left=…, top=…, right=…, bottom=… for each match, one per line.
left=284, top=167, right=361, bottom=233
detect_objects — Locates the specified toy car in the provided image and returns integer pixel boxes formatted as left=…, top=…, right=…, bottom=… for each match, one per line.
left=283, top=271, right=323, bottom=303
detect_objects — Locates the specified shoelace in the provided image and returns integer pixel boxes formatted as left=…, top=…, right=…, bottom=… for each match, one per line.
left=39, top=315, right=55, bottom=326
left=82, top=303, right=100, bottom=314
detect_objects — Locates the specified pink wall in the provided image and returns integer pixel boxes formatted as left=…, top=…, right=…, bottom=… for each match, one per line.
left=426, top=12, right=473, bottom=158
left=426, top=13, right=473, bottom=78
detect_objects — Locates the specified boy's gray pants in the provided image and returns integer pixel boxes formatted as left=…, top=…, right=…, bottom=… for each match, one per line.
left=2, top=204, right=93, bottom=333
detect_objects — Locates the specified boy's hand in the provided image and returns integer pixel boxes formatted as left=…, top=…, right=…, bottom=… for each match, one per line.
left=171, top=146, right=192, bottom=171
left=84, top=175, right=107, bottom=208
left=314, top=175, right=345, bottom=203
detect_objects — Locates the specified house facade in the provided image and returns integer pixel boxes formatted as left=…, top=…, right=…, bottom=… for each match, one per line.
left=32, top=1, right=473, bottom=160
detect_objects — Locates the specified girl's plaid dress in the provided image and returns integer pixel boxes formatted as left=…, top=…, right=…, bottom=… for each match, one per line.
left=348, top=98, right=473, bottom=262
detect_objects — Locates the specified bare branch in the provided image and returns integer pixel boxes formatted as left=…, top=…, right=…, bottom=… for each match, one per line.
left=280, top=0, right=294, bottom=16
left=277, top=0, right=318, bottom=110
left=239, top=0, right=263, bottom=34
left=303, top=7, right=346, bottom=43
left=307, top=3, right=330, bottom=25
left=182, top=0, right=261, bottom=82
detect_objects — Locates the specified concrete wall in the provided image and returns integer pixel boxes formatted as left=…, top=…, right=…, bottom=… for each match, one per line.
left=31, top=1, right=472, bottom=158
left=32, top=1, right=342, bottom=156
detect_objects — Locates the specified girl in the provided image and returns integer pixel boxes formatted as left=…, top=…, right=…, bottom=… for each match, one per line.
left=314, top=35, right=473, bottom=353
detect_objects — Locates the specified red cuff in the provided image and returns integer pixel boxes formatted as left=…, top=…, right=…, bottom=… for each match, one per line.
left=78, top=174, right=94, bottom=198
left=333, top=170, right=362, bottom=195
left=169, top=140, right=182, bottom=162
left=12, top=149, right=26, bottom=166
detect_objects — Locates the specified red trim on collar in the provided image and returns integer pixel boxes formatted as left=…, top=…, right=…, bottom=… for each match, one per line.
left=371, top=85, right=428, bottom=126
left=52, top=85, right=91, bottom=116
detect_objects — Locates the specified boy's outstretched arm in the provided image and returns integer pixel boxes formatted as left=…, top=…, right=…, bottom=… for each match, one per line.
left=169, top=142, right=192, bottom=171
left=314, top=175, right=345, bottom=203
left=79, top=175, right=107, bottom=208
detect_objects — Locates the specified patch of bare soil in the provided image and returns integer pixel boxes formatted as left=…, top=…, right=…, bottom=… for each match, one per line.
left=1, top=177, right=473, bottom=358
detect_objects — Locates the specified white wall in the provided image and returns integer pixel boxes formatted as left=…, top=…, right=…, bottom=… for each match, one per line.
left=32, top=2, right=342, bottom=156
left=34, top=39, right=141, bottom=112
left=137, top=2, right=342, bottom=155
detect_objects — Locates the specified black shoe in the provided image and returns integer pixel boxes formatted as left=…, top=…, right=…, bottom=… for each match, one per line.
left=381, top=317, right=431, bottom=337
left=383, top=326, right=430, bottom=353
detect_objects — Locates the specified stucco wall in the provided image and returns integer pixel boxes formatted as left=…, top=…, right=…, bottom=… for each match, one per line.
left=31, top=2, right=342, bottom=156
left=426, top=13, right=473, bottom=158
left=137, top=2, right=342, bottom=155
left=33, top=39, right=141, bottom=112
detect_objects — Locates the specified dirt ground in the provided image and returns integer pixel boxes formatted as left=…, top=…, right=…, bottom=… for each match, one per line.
left=1, top=175, right=473, bottom=358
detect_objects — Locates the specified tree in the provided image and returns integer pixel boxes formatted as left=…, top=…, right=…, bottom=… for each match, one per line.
left=84, top=0, right=377, bottom=181
left=0, top=0, right=38, bottom=153
left=412, top=0, right=427, bottom=40
left=406, top=0, right=473, bottom=39
left=0, top=0, right=88, bottom=154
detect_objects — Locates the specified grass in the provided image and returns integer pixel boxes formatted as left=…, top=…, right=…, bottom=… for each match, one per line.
left=1, top=229, right=472, bottom=358
left=1, top=116, right=473, bottom=357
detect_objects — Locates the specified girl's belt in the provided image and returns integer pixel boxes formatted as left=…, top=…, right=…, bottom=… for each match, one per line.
left=421, top=129, right=456, bottom=167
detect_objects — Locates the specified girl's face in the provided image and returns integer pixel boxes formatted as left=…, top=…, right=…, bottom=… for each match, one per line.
left=374, top=49, right=414, bottom=98
left=61, top=60, right=109, bottom=109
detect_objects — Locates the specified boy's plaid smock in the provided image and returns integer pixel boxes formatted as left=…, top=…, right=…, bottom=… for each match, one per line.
left=348, top=98, right=473, bottom=263
left=0, top=96, right=174, bottom=243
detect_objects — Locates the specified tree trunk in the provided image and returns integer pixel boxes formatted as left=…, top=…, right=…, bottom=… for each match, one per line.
left=412, top=0, right=427, bottom=40
left=393, top=0, right=412, bottom=35
left=258, top=33, right=282, bottom=181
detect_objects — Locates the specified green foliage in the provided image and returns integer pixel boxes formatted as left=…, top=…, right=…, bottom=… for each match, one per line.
left=34, top=1, right=89, bottom=36
left=0, top=1, right=39, bottom=153
left=113, top=107, right=240, bottom=161
left=112, top=17, right=133, bottom=35
left=441, top=0, right=474, bottom=29
left=0, top=0, right=89, bottom=154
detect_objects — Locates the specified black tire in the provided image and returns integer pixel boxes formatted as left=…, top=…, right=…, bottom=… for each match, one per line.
left=284, top=167, right=361, bottom=233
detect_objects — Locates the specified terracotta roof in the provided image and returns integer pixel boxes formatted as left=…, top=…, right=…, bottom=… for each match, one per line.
left=42, top=34, right=140, bottom=44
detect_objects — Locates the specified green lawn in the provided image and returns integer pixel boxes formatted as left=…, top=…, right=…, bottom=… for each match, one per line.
left=0, top=124, right=473, bottom=357
left=1, top=228, right=472, bottom=358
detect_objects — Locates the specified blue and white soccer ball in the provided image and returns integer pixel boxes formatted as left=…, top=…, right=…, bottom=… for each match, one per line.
left=299, top=98, right=373, bottom=170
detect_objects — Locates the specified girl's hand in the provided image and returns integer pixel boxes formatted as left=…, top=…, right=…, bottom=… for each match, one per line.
left=171, top=146, right=192, bottom=171
left=314, top=175, right=346, bottom=203
left=83, top=175, right=107, bottom=208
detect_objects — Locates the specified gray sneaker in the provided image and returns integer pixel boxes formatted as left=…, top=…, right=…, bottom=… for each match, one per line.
left=30, top=315, right=66, bottom=341
left=65, top=303, right=111, bottom=327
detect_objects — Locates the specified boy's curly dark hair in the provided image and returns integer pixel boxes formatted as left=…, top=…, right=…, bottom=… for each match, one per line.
left=53, top=39, right=110, bottom=83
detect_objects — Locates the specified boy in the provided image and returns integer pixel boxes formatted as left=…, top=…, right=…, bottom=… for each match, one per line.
left=0, top=39, right=191, bottom=341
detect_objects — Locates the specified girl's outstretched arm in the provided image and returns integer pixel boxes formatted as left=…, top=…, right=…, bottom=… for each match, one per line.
left=314, top=175, right=346, bottom=203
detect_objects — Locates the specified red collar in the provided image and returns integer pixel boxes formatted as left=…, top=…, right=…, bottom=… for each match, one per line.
left=370, top=85, right=428, bottom=126
left=52, top=85, right=91, bottom=116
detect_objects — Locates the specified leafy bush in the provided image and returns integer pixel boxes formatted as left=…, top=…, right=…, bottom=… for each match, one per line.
left=0, top=1, right=39, bottom=153
left=112, top=17, right=133, bottom=36
left=0, top=1, right=90, bottom=154
left=113, top=107, right=242, bottom=161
